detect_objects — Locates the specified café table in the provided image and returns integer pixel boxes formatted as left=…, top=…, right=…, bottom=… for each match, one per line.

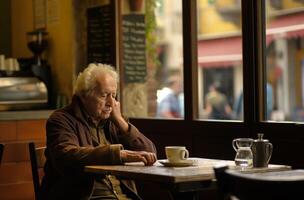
left=85, top=158, right=291, bottom=200
left=217, top=168, right=304, bottom=199
left=228, top=168, right=304, bottom=180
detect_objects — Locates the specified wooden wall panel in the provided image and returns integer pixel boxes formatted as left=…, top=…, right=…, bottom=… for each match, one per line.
left=0, top=119, right=47, bottom=200
left=2, top=142, right=29, bottom=163
left=0, top=162, right=32, bottom=184
left=0, top=182, right=34, bottom=200
left=16, top=120, right=47, bottom=141
left=0, top=121, right=17, bottom=142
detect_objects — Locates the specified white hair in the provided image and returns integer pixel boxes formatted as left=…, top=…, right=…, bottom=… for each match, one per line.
left=74, top=63, right=118, bottom=95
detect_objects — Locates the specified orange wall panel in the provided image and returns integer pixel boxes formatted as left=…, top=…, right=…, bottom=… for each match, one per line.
left=0, top=121, right=17, bottom=142
left=11, top=0, right=34, bottom=58
left=16, top=120, right=46, bottom=141
left=2, top=142, right=30, bottom=163
left=0, top=182, right=34, bottom=200
left=0, top=162, right=32, bottom=184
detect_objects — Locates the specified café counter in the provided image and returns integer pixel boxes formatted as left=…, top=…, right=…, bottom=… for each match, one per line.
left=0, top=109, right=54, bottom=121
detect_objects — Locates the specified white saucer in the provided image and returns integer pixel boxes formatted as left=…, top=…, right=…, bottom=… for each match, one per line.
left=158, top=159, right=197, bottom=167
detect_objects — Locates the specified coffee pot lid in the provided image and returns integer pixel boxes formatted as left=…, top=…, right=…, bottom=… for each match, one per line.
left=254, top=133, right=269, bottom=142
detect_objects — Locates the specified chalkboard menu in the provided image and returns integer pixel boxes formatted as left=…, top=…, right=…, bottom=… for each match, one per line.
left=87, top=5, right=114, bottom=66
left=122, top=14, right=146, bottom=83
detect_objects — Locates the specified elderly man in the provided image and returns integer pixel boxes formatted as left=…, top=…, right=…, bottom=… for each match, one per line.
left=41, top=63, right=157, bottom=200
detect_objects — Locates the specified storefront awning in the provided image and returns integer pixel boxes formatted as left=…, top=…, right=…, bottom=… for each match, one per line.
left=266, top=12, right=304, bottom=43
left=198, top=12, right=304, bottom=68
left=198, top=36, right=242, bottom=68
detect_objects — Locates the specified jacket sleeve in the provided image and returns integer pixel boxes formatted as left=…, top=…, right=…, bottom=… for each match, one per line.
left=46, top=111, right=123, bottom=173
left=109, top=121, right=157, bottom=154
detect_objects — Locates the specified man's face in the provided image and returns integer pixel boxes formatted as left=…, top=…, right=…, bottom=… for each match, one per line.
left=83, top=74, right=117, bottom=121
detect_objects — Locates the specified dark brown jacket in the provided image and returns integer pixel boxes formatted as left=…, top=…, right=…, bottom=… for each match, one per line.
left=41, top=95, right=156, bottom=200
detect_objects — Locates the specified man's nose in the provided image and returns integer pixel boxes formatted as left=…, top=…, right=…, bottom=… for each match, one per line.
left=105, top=95, right=114, bottom=105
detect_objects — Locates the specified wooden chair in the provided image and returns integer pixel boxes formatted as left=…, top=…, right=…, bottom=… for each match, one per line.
left=0, top=143, right=3, bottom=165
left=213, top=165, right=304, bottom=200
left=29, top=142, right=46, bottom=200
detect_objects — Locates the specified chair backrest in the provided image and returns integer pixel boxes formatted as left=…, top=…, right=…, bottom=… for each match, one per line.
left=29, top=142, right=46, bottom=200
left=0, top=143, right=3, bottom=165
left=213, top=165, right=304, bottom=200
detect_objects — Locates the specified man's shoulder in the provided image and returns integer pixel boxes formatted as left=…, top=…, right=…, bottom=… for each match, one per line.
left=48, top=107, right=75, bottom=123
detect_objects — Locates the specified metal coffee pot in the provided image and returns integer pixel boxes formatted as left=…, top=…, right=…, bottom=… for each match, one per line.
left=252, top=133, right=273, bottom=168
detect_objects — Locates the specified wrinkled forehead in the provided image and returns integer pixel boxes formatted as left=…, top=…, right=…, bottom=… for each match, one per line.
left=94, top=73, right=118, bottom=92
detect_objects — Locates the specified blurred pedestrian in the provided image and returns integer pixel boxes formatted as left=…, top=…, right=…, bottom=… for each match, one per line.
left=205, top=82, right=232, bottom=120
left=157, top=75, right=183, bottom=118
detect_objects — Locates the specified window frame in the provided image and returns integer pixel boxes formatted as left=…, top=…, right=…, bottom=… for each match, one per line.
left=118, top=0, right=304, bottom=168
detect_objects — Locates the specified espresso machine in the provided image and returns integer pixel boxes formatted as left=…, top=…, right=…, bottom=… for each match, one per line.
left=26, top=29, right=52, bottom=96
left=0, top=29, right=52, bottom=111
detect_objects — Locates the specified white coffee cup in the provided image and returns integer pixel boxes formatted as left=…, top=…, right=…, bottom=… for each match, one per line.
left=165, top=146, right=189, bottom=163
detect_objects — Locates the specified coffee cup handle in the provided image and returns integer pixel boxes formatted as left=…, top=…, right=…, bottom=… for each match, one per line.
left=181, top=149, right=189, bottom=160
left=266, top=143, right=273, bottom=164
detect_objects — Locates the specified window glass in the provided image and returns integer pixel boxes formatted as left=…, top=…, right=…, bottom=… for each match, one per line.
left=197, top=0, right=243, bottom=120
left=120, top=0, right=184, bottom=119
left=265, top=0, right=304, bottom=122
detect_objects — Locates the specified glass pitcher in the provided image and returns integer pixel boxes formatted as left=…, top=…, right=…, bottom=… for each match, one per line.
left=232, top=138, right=254, bottom=168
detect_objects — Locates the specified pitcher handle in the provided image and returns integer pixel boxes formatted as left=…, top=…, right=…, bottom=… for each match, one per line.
left=232, top=139, right=238, bottom=151
left=266, top=143, right=273, bottom=164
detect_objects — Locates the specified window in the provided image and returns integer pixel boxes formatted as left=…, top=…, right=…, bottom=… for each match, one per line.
left=118, top=0, right=304, bottom=168
left=120, top=0, right=184, bottom=119
left=197, top=0, right=243, bottom=121
left=265, top=0, right=304, bottom=122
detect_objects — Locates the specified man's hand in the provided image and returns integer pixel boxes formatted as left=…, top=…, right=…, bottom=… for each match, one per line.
left=110, top=98, right=122, bottom=121
left=109, top=99, right=129, bottom=133
left=120, top=150, right=157, bottom=166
